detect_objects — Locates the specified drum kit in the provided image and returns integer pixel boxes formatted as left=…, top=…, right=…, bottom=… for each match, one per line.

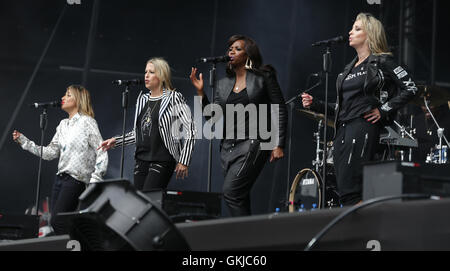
left=410, top=85, right=449, bottom=164
left=289, top=85, right=450, bottom=212
left=289, top=109, right=339, bottom=212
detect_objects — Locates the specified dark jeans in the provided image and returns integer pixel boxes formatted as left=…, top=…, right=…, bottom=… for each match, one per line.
left=333, top=117, right=381, bottom=206
left=50, top=173, right=86, bottom=235
left=133, top=160, right=176, bottom=191
left=220, top=139, right=270, bottom=217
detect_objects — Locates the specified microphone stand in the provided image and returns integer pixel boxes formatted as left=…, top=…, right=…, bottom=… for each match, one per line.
left=34, top=108, right=48, bottom=216
left=207, top=62, right=217, bottom=192
left=321, top=45, right=332, bottom=209
left=284, top=81, right=322, bottom=210
left=120, top=85, right=130, bottom=178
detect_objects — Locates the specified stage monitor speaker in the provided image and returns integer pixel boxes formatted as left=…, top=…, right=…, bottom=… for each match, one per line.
left=145, top=189, right=222, bottom=223
left=58, top=179, right=190, bottom=251
left=363, top=161, right=450, bottom=201
left=0, top=214, right=39, bottom=241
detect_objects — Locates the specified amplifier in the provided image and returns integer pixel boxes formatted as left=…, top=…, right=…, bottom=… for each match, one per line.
left=363, top=161, right=450, bottom=200
left=0, top=214, right=39, bottom=240
left=144, top=190, right=222, bottom=223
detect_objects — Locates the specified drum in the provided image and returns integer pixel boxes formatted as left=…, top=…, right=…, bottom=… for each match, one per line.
left=288, top=168, right=339, bottom=212
left=426, top=145, right=448, bottom=164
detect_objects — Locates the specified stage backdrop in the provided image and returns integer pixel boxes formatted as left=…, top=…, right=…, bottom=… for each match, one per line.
left=0, top=0, right=448, bottom=216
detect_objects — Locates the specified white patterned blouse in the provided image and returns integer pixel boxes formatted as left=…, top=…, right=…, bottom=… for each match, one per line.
left=17, top=113, right=108, bottom=184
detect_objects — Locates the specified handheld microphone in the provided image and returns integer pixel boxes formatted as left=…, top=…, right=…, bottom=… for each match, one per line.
left=112, top=79, right=143, bottom=86
left=29, top=101, right=62, bottom=109
left=197, top=55, right=231, bottom=63
left=312, top=36, right=345, bottom=47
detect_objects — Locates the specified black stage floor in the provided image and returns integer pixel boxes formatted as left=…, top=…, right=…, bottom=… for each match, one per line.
left=1, top=197, right=450, bottom=251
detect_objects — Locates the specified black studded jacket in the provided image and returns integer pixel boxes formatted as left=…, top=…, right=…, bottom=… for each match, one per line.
left=311, top=54, right=418, bottom=138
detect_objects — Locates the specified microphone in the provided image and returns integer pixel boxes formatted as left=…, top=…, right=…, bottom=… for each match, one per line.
left=29, top=101, right=61, bottom=109
left=312, top=36, right=345, bottom=47
left=112, top=79, right=143, bottom=86
left=197, top=55, right=231, bottom=63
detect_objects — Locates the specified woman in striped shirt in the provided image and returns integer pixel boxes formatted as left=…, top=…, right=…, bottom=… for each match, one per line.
left=99, top=58, right=196, bottom=191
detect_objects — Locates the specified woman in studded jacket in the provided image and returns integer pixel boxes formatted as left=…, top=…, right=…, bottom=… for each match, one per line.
left=302, top=13, right=418, bottom=206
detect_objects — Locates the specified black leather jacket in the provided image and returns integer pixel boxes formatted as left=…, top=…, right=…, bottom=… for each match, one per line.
left=202, top=69, right=288, bottom=148
left=312, top=54, right=418, bottom=138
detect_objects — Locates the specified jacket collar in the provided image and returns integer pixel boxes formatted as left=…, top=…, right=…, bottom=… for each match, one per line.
left=337, top=54, right=379, bottom=92
left=337, top=57, right=358, bottom=92
left=364, top=54, right=379, bottom=90
left=68, top=112, right=81, bottom=124
left=139, top=89, right=172, bottom=120
left=219, top=71, right=257, bottom=102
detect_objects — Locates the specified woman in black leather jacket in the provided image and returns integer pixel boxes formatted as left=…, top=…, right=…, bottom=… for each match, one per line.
left=190, top=34, right=288, bottom=216
left=302, top=13, right=417, bottom=206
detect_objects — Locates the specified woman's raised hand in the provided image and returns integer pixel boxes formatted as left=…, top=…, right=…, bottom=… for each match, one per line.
left=12, top=130, right=22, bottom=142
left=189, top=67, right=204, bottom=97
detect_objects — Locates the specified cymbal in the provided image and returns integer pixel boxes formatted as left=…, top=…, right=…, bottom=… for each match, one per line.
left=297, top=109, right=335, bottom=128
left=409, top=85, right=450, bottom=108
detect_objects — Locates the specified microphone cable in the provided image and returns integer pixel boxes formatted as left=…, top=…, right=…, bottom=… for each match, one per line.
left=304, top=193, right=440, bottom=251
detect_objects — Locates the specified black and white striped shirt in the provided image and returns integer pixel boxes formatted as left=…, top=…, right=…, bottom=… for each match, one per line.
left=114, top=89, right=196, bottom=166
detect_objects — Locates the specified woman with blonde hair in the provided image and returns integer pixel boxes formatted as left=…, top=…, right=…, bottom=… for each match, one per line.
left=302, top=13, right=418, bottom=205
left=99, top=58, right=195, bottom=191
left=13, top=85, right=108, bottom=234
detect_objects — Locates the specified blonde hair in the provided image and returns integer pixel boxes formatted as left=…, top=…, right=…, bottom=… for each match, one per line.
left=356, top=13, right=392, bottom=55
left=146, top=57, right=175, bottom=91
left=67, top=85, right=95, bottom=118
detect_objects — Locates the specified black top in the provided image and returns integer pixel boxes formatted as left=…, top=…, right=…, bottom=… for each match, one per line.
left=338, top=58, right=374, bottom=122
left=135, top=96, right=174, bottom=162
left=224, top=88, right=253, bottom=140
left=201, top=70, right=288, bottom=148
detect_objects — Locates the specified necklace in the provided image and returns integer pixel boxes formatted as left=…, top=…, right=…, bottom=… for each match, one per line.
left=234, top=84, right=245, bottom=91
left=145, top=99, right=161, bottom=123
